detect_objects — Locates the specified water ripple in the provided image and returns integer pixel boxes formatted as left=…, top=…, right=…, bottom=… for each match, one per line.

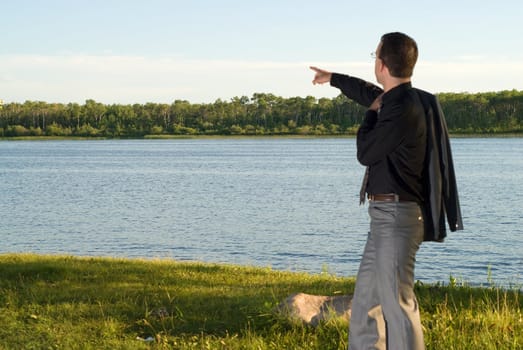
left=1, top=138, right=522, bottom=287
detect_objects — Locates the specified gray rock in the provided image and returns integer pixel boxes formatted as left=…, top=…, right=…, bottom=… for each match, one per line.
left=150, top=307, right=169, bottom=319
left=276, top=292, right=352, bottom=326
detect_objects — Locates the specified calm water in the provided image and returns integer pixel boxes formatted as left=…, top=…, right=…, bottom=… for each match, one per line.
left=1, top=138, right=522, bottom=287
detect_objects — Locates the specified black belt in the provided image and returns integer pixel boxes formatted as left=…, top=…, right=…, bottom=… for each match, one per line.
left=368, top=193, right=404, bottom=202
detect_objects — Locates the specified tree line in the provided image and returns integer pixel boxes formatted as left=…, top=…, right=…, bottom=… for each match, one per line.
left=1, top=90, right=522, bottom=138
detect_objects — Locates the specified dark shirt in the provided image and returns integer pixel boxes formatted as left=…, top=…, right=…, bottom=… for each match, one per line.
left=330, top=73, right=427, bottom=203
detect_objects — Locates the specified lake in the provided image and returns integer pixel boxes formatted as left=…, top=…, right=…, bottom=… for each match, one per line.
left=1, top=138, right=522, bottom=288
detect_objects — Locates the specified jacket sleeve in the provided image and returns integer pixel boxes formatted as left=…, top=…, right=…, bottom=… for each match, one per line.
left=435, top=98, right=464, bottom=232
left=422, top=98, right=445, bottom=241
left=330, top=73, right=383, bottom=107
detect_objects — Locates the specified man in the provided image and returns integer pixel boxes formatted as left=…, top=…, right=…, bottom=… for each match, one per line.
left=311, top=32, right=462, bottom=349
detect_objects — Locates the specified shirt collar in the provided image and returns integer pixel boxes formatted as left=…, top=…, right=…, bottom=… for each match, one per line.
left=382, top=82, right=412, bottom=103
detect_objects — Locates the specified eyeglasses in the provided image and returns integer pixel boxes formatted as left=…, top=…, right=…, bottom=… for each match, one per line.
left=370, top=51, right=378, bottom=59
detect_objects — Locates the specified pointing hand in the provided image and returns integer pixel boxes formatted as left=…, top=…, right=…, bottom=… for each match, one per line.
left=310, top=66, right=332, bottom=85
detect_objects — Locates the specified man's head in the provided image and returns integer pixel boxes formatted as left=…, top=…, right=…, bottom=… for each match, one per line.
left=374, top=32, right=418, bottom=84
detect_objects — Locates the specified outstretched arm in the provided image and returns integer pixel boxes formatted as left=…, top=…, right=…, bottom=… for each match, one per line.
left=310, top=66, right=383, bottom=107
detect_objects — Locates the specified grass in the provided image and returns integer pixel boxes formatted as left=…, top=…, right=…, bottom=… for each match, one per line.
left=0, top=254, right=521, bottom=349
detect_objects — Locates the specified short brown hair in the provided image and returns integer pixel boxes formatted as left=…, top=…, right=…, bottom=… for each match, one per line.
left=379, top=32, right=418, bottom=78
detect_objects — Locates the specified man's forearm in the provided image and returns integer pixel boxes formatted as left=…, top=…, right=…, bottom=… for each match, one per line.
left=330, top=73, right=383, bottom=107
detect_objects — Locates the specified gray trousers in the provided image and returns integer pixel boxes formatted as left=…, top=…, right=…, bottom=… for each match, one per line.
left=348, top=201, right=425, bottom=350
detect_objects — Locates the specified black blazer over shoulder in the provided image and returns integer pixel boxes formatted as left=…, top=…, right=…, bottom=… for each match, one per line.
left=415, top=88, right=464, bottom=242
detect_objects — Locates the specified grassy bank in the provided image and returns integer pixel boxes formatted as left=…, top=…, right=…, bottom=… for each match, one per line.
left=0, top=254, right=521, bottom=349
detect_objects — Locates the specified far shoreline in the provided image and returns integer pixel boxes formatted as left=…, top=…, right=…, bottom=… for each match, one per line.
left=1, top=133, right=522, bottom=141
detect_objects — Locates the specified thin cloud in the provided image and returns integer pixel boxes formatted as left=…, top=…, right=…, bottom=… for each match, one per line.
left=415, top=58, right=523, bottom=93
left=0, top=54, right=522, bottom=104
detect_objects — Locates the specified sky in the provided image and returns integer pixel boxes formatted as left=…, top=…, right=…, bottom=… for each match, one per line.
left=1, top=0, right=523, bottom=104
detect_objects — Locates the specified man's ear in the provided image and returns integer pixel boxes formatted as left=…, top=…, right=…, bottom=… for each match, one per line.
left=378, top=60, right=388, bottom=75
